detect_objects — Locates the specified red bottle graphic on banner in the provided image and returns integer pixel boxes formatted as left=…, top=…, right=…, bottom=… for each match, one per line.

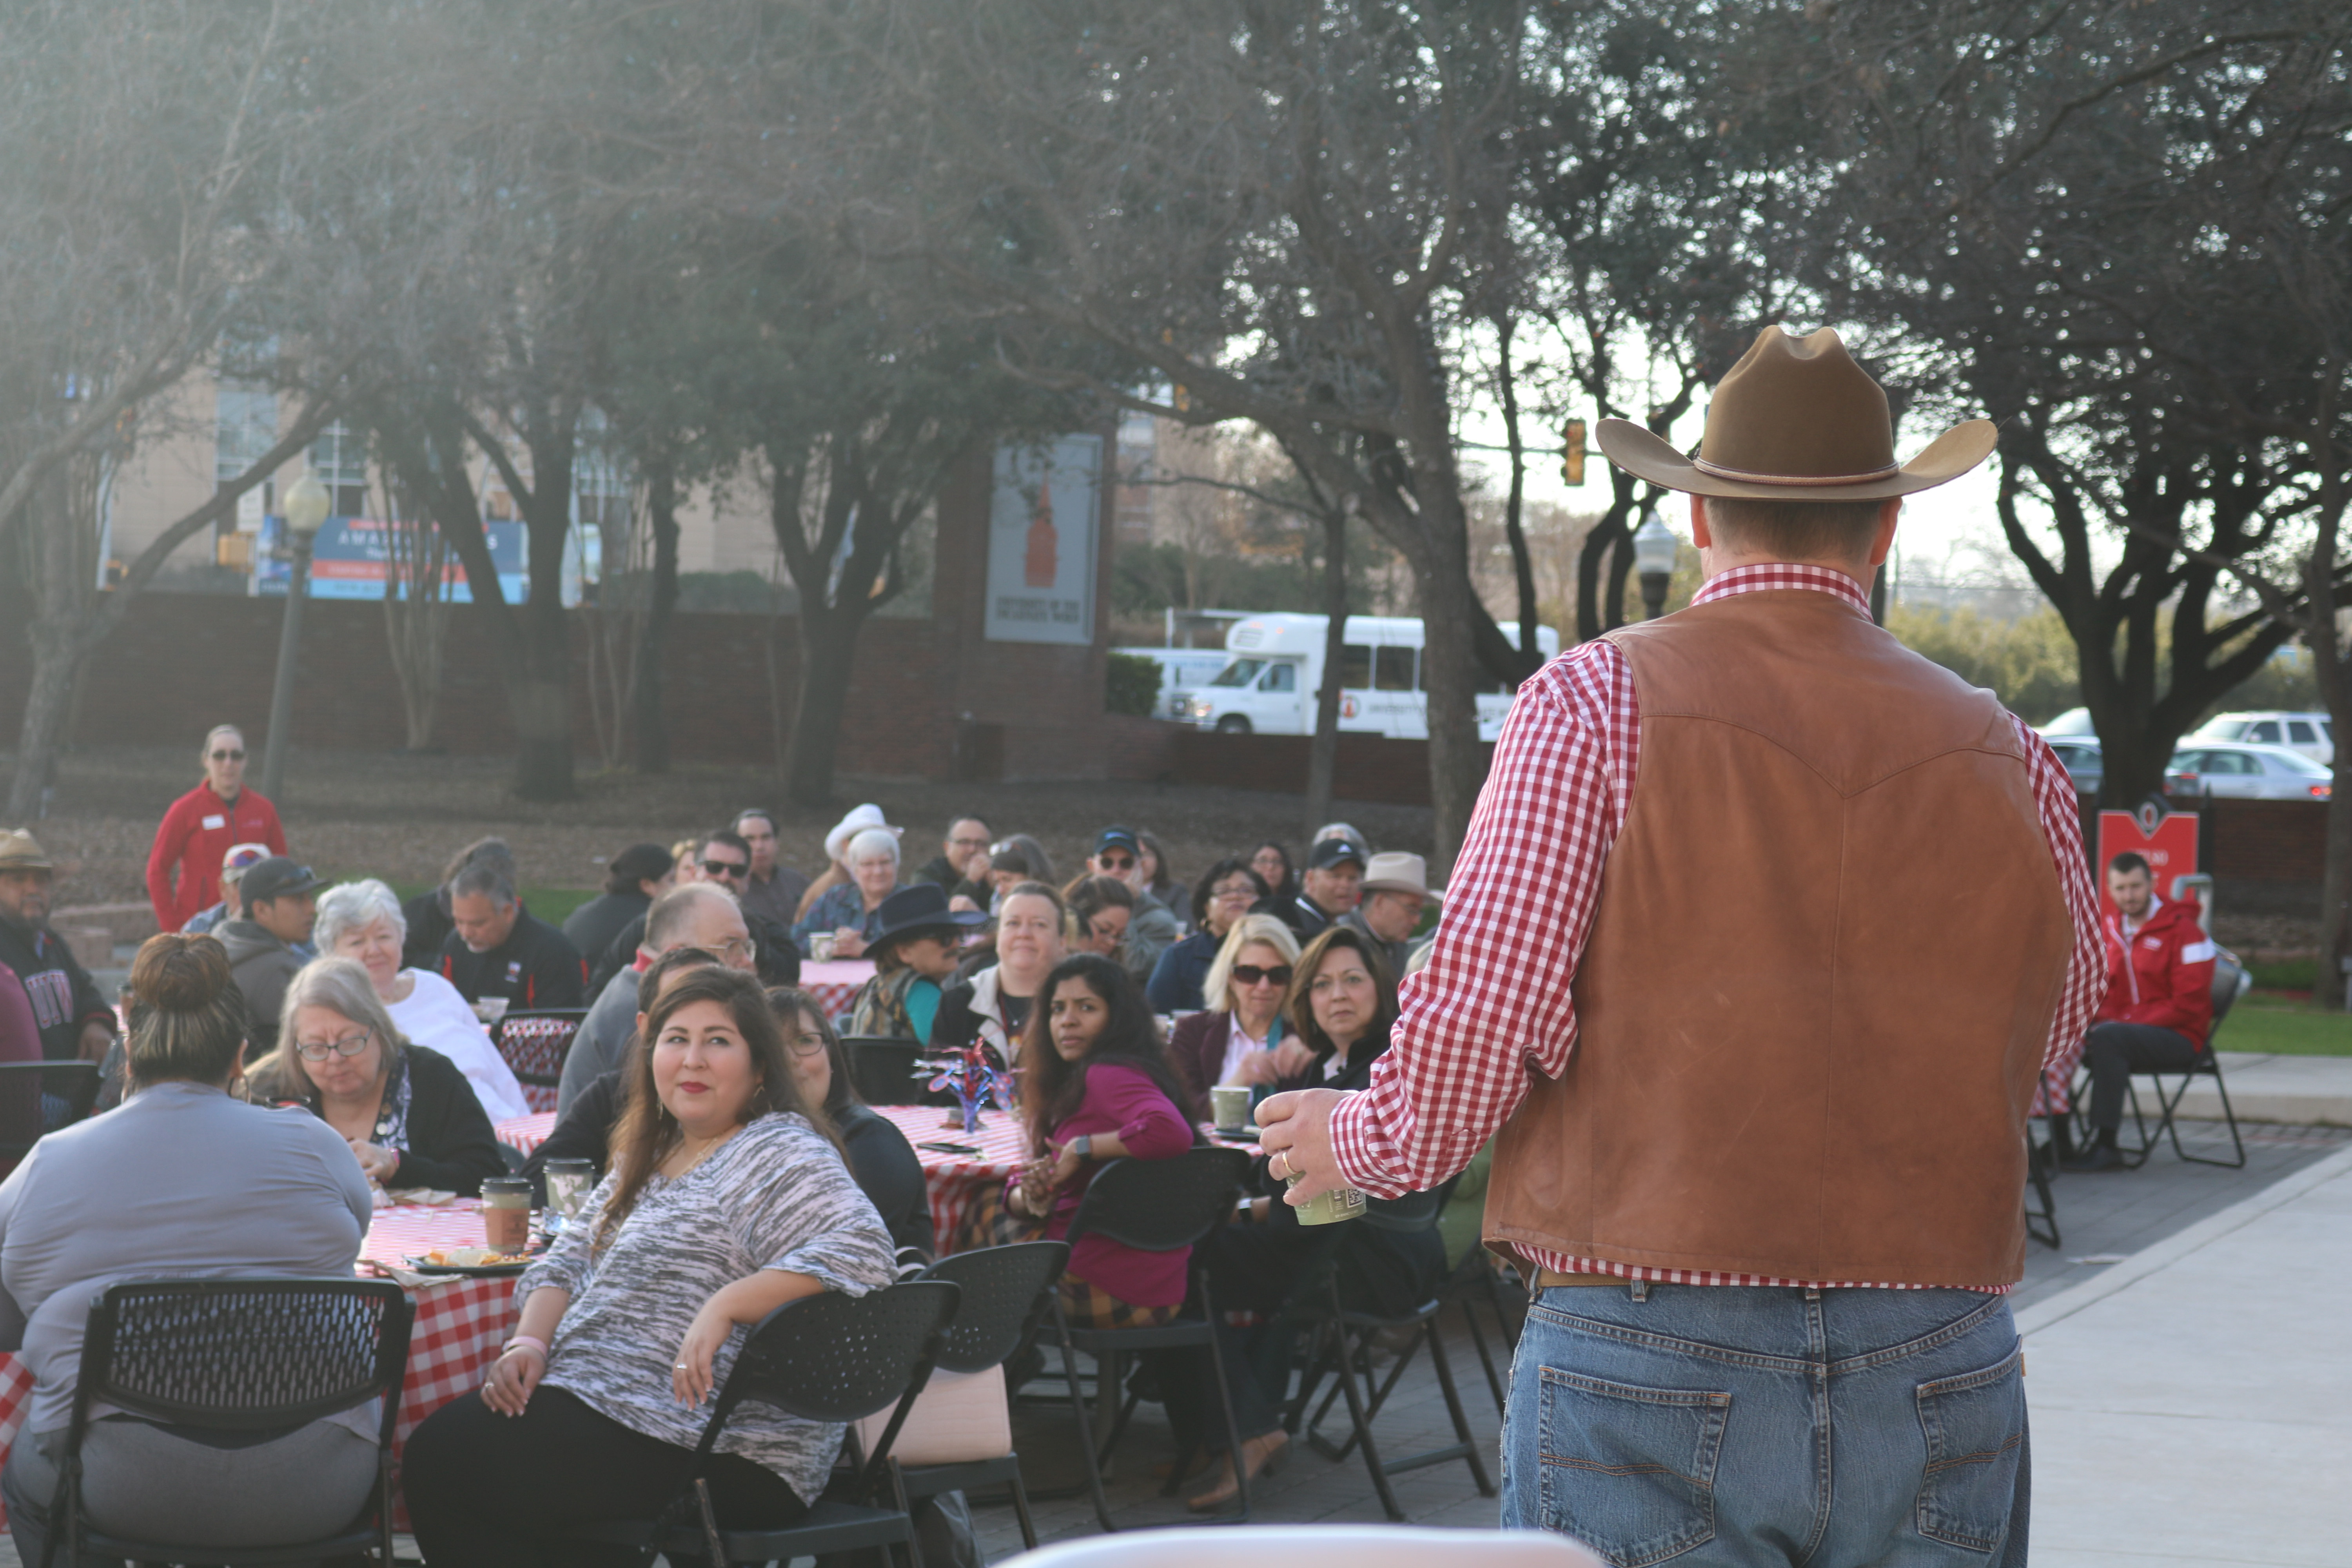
left=1024, top=479, right=1058, bottom=589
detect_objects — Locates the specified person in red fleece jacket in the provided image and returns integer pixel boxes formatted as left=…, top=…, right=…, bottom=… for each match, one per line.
left=2066, top=851, right=2218, bottom=1171
left=144, top=725, right=287, bottom=932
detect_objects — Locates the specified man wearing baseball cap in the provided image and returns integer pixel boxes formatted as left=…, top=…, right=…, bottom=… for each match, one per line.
left=182, top=842, right=273, bottom=938
left=1288, top=835, right=1365, bottom=939
left=1258, top=326, right=2103, bottom=1563
left=0, top=831, right=116, bottom=1063
left=216, top=857, right=323, bottom=1058
left=1087, top=826, right=1178, bottom=985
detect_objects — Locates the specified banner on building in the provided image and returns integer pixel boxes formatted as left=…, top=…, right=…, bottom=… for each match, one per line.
left=2095, top=802, right=2200, bottom=922
left=984, top=435, right=1100, bottom=645
left=252, top=515, right=529, bottom=605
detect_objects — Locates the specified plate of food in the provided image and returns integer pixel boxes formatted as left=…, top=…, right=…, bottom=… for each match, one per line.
left=406, top=1247, right=532, bottom=1277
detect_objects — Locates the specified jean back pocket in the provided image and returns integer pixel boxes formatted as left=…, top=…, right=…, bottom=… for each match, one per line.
left=1537, top=1366, right=1730, bottom=1568
left=1914, top=1348, right=2025, bottom=1554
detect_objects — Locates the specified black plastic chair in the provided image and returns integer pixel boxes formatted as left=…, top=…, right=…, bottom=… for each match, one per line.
left=1032, top=1145, right=1252, bottom=1531
left=0, top=1061, right=101, bottom=1174
left=900, top=1240, right=1070, bottom=1551
left=1436, top=1238, right=1523, bottom=1417
left=561, top=1280, right=961, bottom=1568
left=843, top=1036, right=928, bottom=1106
left=1283, top=1187, right=1496, bottom=1521
left=490, top=1008, right=587, bottom=1114
left=45, top=1278, right=413, bottom=1568
left=2078, top=953, right=2252, bottom=1171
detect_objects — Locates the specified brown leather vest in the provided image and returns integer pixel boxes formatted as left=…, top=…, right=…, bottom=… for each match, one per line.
left=1484, top=590, right=2074, bottom=1287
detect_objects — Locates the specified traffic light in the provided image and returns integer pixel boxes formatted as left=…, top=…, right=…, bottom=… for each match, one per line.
left=1562, top=419, right=1587, bottom=486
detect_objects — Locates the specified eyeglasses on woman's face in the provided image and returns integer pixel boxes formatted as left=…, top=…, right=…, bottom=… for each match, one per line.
left=1232, top=964, right=1292, bottom=989
left=296, top=1029, right=372, bottom=1062
left=781, top=1027, right=829, bottom=1058
left=209, top=748, right=245, bottom=762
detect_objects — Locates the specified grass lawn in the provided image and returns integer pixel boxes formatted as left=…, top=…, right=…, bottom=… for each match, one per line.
left=2223, top=995, right=2352, bottom=1056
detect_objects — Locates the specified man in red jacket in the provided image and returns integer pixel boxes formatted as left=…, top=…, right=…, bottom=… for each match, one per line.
left=144, top=725, right=287, bottom=931
left=2065, top=851, right=2217, bottom=1171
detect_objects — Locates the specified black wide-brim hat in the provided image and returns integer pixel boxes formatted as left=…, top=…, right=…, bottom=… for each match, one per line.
left=1598, top=325, right=1996, bottom=502
left=866, top=883, right=988, bottom=954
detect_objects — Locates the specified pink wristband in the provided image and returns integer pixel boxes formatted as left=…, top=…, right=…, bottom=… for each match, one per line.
left=503, top=1335, right=550, bottom=1360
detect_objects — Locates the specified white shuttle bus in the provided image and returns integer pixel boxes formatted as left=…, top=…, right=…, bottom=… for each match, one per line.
left=1180, top=613, right=1560, bottom=741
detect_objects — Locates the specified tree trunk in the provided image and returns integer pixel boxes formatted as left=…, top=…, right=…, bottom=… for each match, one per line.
left=631, top=457, right=680, bottom=773
left=5, top=474, right=89, bottom=822
left=785, top=604, right=861, bottom=808
left=1412, top=544, right=1487, bottom=873
left=1303, top=508, right=1348, bottom=838
left=1494, top=314, right=1539, bottom=658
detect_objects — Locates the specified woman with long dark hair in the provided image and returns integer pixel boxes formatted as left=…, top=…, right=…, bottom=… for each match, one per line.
left=962, top=954, right=1198, bottom=1329
left=403, top=967, right=896, bottom=1567
left=769, top=987, right=934, bottom=1260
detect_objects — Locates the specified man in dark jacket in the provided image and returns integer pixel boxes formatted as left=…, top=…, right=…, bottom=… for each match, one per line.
left=0, top=831, right=116, bottom=1062
left=2066, top=851, right=2219, bottom=1171
left=1289, top=836, right=1365, bottom=938
left=438, top=862, right=586, bottom=1012
left=216, top=857, right=321, bottom=1057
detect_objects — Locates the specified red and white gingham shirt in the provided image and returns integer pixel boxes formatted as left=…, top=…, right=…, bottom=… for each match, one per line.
left=1329, top=562, right=2105, bottom=1290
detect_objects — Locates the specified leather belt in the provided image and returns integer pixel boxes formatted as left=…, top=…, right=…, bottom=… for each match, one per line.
left=1534, top=1268, right=1625, bottom=1289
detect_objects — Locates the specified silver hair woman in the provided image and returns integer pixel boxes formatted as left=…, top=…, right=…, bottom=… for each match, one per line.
left=248, top=956, right=507, bottom=1197
left=790, top=826, right=904, bottom=961
left=310, top=880, right=528, bottom=1123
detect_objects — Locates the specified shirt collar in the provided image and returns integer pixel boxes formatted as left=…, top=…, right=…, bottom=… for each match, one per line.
left=1690, top=562, right=1873, bottom=615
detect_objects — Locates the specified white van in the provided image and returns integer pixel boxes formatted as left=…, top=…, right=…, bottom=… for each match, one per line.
left=2191, top=710, right=2334, bottom=765
left=1180, top=613, right=1560, bottom=740
left=1115, top=647, right=1236, bottom=721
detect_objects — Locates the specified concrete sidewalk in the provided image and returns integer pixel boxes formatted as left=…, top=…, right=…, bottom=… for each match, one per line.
left=2019, top=1140, right=2352, bottom=1566
left=2176, top=1051, right=2352, bottom=1128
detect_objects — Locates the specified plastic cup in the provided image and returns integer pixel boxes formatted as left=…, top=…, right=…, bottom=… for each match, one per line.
left=1210, top=1085, right=1252, bottom=1136
left=812, top=933, right=838, bottom=963
left=1287, top=1173, right=1367, bottom=1225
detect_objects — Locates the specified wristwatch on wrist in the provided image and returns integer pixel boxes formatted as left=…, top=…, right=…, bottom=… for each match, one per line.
left=1070, top=1134, right=1093, bottom=1161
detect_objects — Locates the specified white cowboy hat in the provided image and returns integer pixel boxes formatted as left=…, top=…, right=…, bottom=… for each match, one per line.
left=824, top=803, right=902, bottom=866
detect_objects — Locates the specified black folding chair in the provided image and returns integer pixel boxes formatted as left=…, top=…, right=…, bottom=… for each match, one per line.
left=1436, top=1239, right=1523, bottom=1417
left=0, top=1061, right=101, bottom=1175
left=1283, top=1187, right=1496, bottom=1521
left=562, top=1280, right=961, bottom=1568
left=901, top=1240, right=1070, bottom=1551
left=2025, top=1070, right=2063, bottom=1249
left=842, top=1036, right=928, bottom=1106
left=490, top=1008, right=587, bottom=1114
left=1029, top=1145, right=1252, bottom=1531
left=2078, top=953, right=2252, bottom=1171
left=44, top=1278, right=413, bottom=1568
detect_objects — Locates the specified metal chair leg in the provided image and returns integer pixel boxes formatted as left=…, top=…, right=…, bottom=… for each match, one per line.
left=1198, top=1278, right=1254, bottom=1522
left=2170, top=1056, right=2249, bottom=1169
left=1426, top=1315, right=1495, bottom=1497
left=1329, top=1312, right=1406, bottom=1521
left=1007, top=1460, right=1040, bottom=1550
left=1052, top=1302, right=1119, bottom=1535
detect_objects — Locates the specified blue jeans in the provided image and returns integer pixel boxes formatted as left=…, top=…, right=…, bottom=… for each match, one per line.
left=1503, top=1282, right=2029, bottom=1566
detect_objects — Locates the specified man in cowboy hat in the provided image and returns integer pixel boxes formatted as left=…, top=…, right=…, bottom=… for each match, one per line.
left=0, top=831, right=116, bottom=1064
left=1258, top=327, right=2104, bottom=1564
left=1340, top=851, right=1437, bottom=980
left=846, top=883, right=989, bottom=1043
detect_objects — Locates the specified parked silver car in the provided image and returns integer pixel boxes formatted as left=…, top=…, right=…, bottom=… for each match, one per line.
left=2167, top=740, right=2334, bottom=800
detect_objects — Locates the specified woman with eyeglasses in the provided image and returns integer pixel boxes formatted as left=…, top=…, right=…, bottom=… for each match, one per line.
left=1164, top=914, right=1309, bottom=1121
left=244, top=956, right=505, bottom=1196
left=789, top=827, right=902, bottom=960
left=769, top=987, right=934, bottom=1260
left=1146, top=857, right=1272, bottom=1012
left=143, top=724, right=287, bottom=933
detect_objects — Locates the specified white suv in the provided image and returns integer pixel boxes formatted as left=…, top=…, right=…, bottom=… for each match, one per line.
left=2192, top=711, right=2333, bottom=765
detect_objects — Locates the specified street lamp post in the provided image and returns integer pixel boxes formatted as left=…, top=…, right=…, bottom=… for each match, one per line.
left=1633, top=506, right=1679, bottom=621
left=260, top=472, right=332, bottom=803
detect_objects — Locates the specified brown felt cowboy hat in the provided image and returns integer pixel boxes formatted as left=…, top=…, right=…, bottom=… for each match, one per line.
left=1597, top=326, right=1996, bottom=502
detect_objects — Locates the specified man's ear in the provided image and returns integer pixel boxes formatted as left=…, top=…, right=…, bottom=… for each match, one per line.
left=1690, top=494, right=1715, bottom=550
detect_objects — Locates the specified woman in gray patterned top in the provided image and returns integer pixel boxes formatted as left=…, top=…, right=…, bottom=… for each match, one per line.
left=402, top=966, right=896, bottom=1566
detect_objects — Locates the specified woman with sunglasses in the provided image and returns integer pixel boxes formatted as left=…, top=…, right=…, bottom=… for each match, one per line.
left=1165, top=914, right=1311, bottom=1121
left=143, top=723, right=287, bottom=933
left=245, top=956, right=505, bottom=1196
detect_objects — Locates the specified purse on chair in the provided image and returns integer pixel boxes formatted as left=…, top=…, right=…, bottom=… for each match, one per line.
left=853, top=1363, right=1011, bottom=1465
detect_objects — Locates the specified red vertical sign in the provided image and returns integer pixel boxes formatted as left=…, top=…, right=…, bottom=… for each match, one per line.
left=2094, top=802, right=2199, bottom=922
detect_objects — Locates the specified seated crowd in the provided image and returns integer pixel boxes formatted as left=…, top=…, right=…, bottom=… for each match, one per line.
left=0, top=777, right=1481, bottom=1557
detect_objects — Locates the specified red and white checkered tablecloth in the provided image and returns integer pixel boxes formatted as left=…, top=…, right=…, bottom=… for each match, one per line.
left=799, top=958, right=875, bottom=1022
left=879, top=1104, right=1031, bottom=1254
left=0, top=1204, right=521, bottom=1530
left=496, top=1111, right=558, bottom=1156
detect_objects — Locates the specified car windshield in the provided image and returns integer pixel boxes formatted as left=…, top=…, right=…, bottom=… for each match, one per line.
left=1210, top=659, right=1265, bottom=688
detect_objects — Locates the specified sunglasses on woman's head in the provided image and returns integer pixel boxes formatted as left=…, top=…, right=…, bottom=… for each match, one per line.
left=1232, top=964, right=1292, bottom=987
